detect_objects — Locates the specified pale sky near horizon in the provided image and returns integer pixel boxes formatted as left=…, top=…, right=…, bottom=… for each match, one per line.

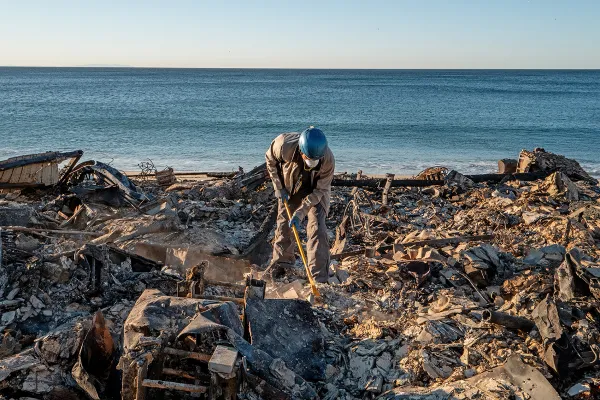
left=1, top=0, right=599, bottom=69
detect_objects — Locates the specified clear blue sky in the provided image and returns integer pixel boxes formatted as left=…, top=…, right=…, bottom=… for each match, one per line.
left=1, top=0, right=598, bottom=68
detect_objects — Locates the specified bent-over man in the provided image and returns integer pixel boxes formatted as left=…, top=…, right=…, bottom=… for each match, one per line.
left=264, top=127, right=335, bottom=283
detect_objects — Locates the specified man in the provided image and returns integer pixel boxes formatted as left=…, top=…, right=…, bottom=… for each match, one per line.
left=264, top=127, right=335, bottom=283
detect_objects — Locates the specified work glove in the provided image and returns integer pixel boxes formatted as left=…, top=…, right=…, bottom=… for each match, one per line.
left=288, top=207, right=307, bottom=230
left=288, top=213, right=301, bottom=230
left=275, top=188, right=289, bottom=203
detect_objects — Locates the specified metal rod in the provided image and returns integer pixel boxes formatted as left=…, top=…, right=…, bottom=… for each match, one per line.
left=142, top=379, right=208, bottom=393
left=162, top=368, right=197, bottom=380
left=135, top=358, right=148, bottom=400
left=192, top=294, right=245, bottom=305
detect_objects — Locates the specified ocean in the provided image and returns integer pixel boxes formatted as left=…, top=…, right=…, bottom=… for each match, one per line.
left=0, top=68, right=599, bottom=177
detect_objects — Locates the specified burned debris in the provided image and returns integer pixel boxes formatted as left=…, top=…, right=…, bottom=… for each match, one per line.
left=1, top=147, right=600, bottom=399
left=0, top=151, right=83, bottom=190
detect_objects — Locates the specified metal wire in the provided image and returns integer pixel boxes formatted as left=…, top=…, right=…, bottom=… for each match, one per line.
left=137, top=159, right=157, bottom=181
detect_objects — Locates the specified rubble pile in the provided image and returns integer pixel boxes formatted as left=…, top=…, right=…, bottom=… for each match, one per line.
left=1, top=148, right=600, bottom=399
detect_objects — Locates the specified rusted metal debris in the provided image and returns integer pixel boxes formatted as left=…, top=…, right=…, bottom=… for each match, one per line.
left=155, top=167, right=177, bottom=187
left=72, top=311, right=116, bottom=399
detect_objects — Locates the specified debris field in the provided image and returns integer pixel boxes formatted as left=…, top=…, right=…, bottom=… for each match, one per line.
left=1, top=147, right=600, bottom=399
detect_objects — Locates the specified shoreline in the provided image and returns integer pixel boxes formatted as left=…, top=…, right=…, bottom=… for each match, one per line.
left=123, top=170, right=415, bottom=181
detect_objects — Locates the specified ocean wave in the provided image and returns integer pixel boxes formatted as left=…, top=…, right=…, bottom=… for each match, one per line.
left=2, top=148, right=598, bottom=180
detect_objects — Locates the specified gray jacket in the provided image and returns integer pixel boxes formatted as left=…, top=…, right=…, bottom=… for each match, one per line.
left=265, top=132, right=335, bottom=218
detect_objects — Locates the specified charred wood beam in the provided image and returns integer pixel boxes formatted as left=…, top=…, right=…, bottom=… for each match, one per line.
left=137, top=166, right=552, bottom=190
left=204, top=280, right=246, bottom=291
left=243, top=278, right=267, bottom=341
left=192, top=294, right=245, bottom=305
left=244, top=162, right=267, bottom=177
left=57, top=153, right=83, bottom=187
left=482, top=310, right=535, bottom=331
left=1, top=226, right=102, bottom=237
left=239, top=168, right=269, bottom=191
left=332, top=178, right=444, bottom=188
left=135, top=358, right=149, bottom=400
left=0, top=150, right=83, bottom=171
left=142, top=379, right=208, bottom=393
left=210, top=370, right=238, bottom=400
left=208, top=346, right=240, bottom=400
left=163, top=347, right=212, bottom=362
left=331, top=171, right=551, bottom=188
left=204, top=172, right=239, bottom=178
left=162, top=368, right=197, bottom=380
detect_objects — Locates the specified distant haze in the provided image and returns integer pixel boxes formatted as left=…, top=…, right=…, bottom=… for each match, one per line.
left=79, top=64, right=132, bottom=68
left=1, top=0, right=599, bottom=69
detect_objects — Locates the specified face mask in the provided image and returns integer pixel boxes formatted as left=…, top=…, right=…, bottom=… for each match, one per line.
left=304, top=158, right=320, bottom=169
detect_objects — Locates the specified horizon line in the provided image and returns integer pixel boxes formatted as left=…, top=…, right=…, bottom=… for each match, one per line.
left=1, top=65, right=600, bottom=71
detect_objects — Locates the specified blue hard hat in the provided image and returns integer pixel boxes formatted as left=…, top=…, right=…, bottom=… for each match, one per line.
left=299, top=127, right=328, bottom=159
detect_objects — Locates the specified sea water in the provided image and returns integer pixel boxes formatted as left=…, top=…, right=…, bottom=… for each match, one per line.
left=0, top=68, right=598, bottom=177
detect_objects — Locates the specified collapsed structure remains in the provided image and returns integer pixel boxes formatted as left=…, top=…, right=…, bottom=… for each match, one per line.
left=1, top=148, right=600, bottom=399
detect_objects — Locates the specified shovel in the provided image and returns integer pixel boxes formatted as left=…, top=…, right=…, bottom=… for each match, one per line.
left=283, top=199, right=321, bottom=299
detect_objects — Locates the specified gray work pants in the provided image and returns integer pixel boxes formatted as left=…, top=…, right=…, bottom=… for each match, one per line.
left=271, top=199, right=330, bottom=283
